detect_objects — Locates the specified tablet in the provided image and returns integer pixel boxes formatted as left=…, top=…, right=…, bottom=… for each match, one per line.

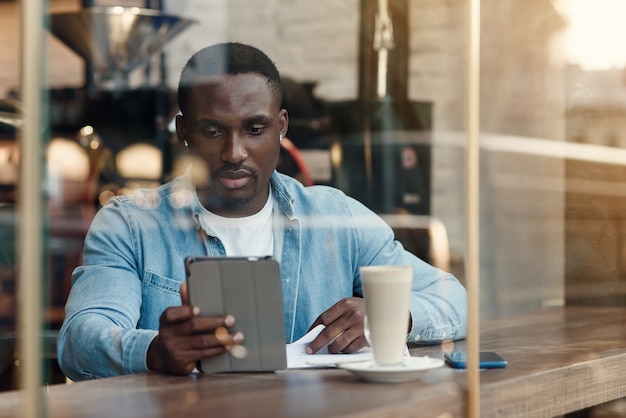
left=185, top=256, right=287, bottom=373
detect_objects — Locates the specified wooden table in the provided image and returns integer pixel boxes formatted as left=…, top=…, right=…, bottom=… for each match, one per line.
left=0, top=306, right=624, bottom=418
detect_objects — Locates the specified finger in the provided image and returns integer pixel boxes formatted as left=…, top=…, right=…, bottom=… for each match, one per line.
left=340, top=335, right=368, bottom=354
left=186, top=314, right=236, bottom=335
left=159, top=330, right=244, bottom=371
left=327, top=328, right=367, bottom=354
left=198, top=346, right=229, bottom=359
left=210, top=326, right=242, bottom=348
left=167, top=346, right=228, bottom=375
left=160, top=305, right=199, bottom=326
left=189, top=331, right=245, bottom=350
left=326, top=329, right=350, bottom=353
left=309, top=305, right=342, bottom=330
left=308, top=299, right=351, bottom=332
left=310, top=297, right=364, bottom=330
left=308, top=317, right=322, bottom=332
left=306, top=324, right=344, bottom=354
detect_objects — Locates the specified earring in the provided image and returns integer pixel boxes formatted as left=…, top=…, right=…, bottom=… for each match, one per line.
left=279, top=134, right=283, bottom=142
left=183, top=140, right=189, bottom=147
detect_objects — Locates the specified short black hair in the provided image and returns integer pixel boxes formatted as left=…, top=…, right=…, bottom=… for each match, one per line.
left=177, top=42, right=284, bottom=115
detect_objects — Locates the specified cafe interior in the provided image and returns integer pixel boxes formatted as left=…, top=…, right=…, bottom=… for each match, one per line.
left=1, top=0, right=626, bottom=416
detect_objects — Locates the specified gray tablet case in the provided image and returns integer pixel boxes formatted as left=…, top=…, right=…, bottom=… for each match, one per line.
left=185, top=256, right=287, bottom=373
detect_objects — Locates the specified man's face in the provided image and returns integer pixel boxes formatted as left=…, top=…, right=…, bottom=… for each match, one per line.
left=176, top=73, right=288, bottom=217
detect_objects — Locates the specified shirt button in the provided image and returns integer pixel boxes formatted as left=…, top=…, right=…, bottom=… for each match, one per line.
left=413, top=335, right=421, bottom=342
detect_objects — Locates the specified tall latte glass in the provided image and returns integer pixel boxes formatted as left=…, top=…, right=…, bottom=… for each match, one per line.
left=360, top=265, right=413, bottom=367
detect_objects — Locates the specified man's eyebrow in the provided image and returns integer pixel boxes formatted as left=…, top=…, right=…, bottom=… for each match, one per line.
left=244, top=114, right=272, bottom=125
left=192, top=115, right=272, bottom=131
left=194, top=118, right=225, bottom=130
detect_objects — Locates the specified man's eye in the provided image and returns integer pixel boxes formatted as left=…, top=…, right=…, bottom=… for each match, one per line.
left=248, top=126, right=264, bottom=135
left=204, top=130, right=221, bottom=138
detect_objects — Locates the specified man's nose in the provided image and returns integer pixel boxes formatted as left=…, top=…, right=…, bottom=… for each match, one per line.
left=221, top=134, right=248, bottom=163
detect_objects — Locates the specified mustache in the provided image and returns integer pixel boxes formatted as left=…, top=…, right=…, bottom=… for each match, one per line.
left=213, top=163, right=256, bottom=178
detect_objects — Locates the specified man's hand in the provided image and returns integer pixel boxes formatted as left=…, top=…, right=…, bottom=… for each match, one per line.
left=305, top=297, right=367, bottom=355
left=146, top=282, right=244, bottom=375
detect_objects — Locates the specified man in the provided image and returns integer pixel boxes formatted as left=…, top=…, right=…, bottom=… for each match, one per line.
left=57, top=42, right=467, bottom=381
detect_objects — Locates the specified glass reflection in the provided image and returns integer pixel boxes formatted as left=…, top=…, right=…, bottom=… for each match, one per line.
left=0, top=0, right=624, bottom=415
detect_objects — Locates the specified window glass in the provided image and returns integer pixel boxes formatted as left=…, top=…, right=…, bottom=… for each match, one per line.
left=2, top=1, right=624, bottom=412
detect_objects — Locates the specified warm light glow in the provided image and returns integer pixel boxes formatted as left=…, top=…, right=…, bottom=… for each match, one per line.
left=115, top=143, right=162, bottom=180
left=47, top=138, right=90, bottom=181
left=559, top=0, right=626, bottom=70
left=80, top=125, right=94, bottom=136
left=330, top=142, right=343, bottom=168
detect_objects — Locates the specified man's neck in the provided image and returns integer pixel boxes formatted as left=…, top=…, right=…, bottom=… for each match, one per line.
left=196, top=187, right=270, bottom=218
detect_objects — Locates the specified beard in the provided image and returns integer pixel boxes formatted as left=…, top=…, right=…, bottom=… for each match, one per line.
left=197, top=190, right=256, bottom=216
left=196, top=163, right=261, bottom=216
left=218, top=194, right=255, bottom=213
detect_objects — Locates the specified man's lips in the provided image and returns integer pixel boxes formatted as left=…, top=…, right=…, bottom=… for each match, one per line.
left=217, top=170, right=253, bottom=189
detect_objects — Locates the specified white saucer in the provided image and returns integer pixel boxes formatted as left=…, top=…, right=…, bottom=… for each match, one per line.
left=339, top=356, right=444, bottom=383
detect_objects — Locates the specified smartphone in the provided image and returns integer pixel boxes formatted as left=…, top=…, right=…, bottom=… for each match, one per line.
left=444, top=351, right=508, bottom=369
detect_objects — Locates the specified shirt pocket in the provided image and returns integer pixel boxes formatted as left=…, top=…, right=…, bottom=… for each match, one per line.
left=142, top=270, right=181, bottom=296
left=139, top=270, right=182, bottom=329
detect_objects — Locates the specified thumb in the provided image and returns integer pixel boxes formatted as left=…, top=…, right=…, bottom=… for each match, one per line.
left=180, top=281, right=189, bottom=305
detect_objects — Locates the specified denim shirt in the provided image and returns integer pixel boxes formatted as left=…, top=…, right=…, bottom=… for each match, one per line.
left=57, top=171, right=467, bottom=381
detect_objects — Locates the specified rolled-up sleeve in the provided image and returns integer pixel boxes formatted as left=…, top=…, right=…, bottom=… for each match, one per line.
left=348, top=198, right=468, bottom=343
left=57, top=201, right=156, bottom=381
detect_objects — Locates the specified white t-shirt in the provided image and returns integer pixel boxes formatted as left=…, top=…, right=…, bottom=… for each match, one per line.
left=199, top=194, right=274, bottom=257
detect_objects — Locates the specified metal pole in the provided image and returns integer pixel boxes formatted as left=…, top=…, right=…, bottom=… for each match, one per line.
left=465, top=0, right=481, bottom=417
left=18, top=0, right=46, bottom=416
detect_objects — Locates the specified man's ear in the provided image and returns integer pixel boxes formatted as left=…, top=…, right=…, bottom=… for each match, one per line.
left=279, top=109, right=289, bottom=137
left=175, top=114, right=187, bottom=147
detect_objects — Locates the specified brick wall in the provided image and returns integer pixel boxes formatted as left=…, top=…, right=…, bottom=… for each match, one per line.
left=2, top=0, right=566, bottom=139
left=162, top=0, right=360, bottom=101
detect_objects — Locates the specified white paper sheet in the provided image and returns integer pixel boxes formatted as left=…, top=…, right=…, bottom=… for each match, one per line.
left=286, top=324, right=372, bottom=368
left=286, top=324, right=408, bottom=369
